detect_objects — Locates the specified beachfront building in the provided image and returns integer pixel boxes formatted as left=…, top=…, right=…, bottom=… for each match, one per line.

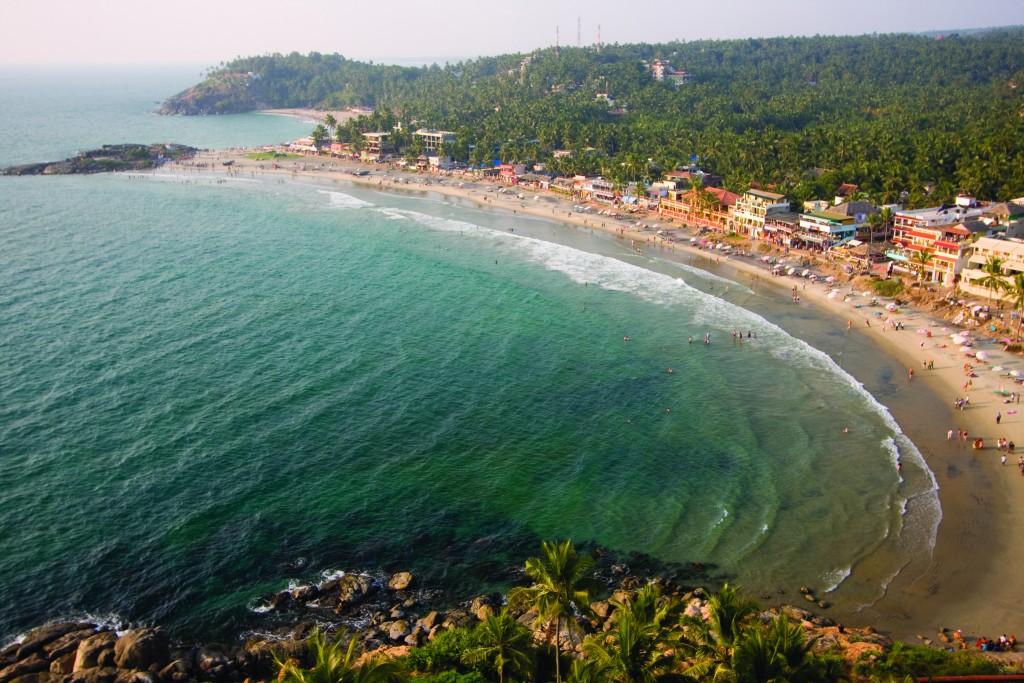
left=887, top=198, right=988, bottom=284
left=762, top=211, right=802, bottom=247
left=959, top=236, right=1024, bottom=301
left=590, top=177, right=616, bottom=204
left=361, top=132, right=395, bottom=161
left=658, top=186, right=740, bottom=232
left=550, top=176, right=576, bottom=197
left=796, top=208, right=857, bottom=248
left=730, top=189, right=790, bottom=238
left=414, top=129, right=457, bottom=153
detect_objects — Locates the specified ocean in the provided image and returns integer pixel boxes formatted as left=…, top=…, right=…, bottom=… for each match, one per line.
left=0, top=66, right=940, bottom=642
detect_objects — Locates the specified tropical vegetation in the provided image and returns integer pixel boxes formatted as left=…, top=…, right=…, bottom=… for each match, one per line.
left=166, top=29, right=1024, bottom=206
left=275, top=540, right=1012, bottom=683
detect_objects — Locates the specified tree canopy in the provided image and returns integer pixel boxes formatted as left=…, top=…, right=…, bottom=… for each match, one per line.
left=165, top=30, right=1024, bottom=205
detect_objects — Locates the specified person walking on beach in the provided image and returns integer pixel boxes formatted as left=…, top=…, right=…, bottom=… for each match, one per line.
left=997, top=412, right=1002, bottom=425
left=948, top=428, right=954, bottom=441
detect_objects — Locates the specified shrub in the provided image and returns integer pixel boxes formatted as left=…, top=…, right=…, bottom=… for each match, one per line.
left=405, top=628, right=477, bottom=674
left=870, top=279, right=905, bottom=298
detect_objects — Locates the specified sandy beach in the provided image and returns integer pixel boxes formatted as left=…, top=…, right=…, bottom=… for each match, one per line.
left=164, top=148, right=1024, bottom=644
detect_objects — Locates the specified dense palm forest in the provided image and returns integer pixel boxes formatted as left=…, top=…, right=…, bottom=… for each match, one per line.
left=167, top=29, right=1024, bottom=206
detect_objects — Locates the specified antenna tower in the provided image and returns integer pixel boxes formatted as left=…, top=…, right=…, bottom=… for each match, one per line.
left=577, top=17, right=581, bottom=48
left=555, top=26, right=560, bottom=58
left=598, top=24, right=602, bottom=52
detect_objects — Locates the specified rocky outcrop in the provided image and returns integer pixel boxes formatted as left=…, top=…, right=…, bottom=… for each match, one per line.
left=158, top=76, right=261, bottom=116
left=1, top=145, right=197, bottom=176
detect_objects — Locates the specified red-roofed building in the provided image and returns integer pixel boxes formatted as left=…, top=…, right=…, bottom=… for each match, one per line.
left=658, top=186, right=741, bottom=232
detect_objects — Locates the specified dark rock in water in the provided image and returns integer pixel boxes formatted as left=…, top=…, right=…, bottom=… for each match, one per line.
left=1, top=144, right=197, bottom=176
left=336, top=574, right=377, bottom=606
left=290, top=584, right=318, bottom=603
left=388, top=572, right=414, bottom=591
left=112, top=629, right=169, bottom=671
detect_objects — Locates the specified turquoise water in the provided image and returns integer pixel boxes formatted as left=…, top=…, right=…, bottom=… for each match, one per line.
left=0, top=68, right=939, bottom=642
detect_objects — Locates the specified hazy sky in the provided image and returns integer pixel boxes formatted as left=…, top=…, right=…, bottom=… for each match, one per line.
left=4, top=0, right=1024, bottom=67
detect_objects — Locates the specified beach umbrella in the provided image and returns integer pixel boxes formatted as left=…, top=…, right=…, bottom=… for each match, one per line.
left=826, top=275, right=836, bottom=283
left=918, top=328, right=930, bottom=334
left=992, top=366, right=1004, bottom=372
left=886, top=303, right=897, bottom=311
left=976, top=351, right=989, bottom=361
left=1011, top=370, right=1022, bottom=377
left=828, top=291, right=838, bottom=299
left=960, top=346, right=973, bottom=352
left=801, top=269, right=810, bottom=277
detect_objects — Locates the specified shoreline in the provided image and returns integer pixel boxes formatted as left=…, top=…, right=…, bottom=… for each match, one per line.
left=162, top=148, right=1024, bottom=643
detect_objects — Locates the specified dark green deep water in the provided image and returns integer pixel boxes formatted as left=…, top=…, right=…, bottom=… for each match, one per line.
left=0, top=67, right=938, bottom=642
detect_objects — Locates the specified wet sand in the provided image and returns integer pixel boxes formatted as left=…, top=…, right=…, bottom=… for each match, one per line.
left=164, top=149, right=1024, bottom=644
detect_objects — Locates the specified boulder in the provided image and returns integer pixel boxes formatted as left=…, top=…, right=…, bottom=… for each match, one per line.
left=387, top=573, right=414, bottom=591
left=415, top=611, right=440, bottom=631
left=387, top=621, right=410, bottom=642
left=74, top=634, right=117, bottom=673
left=62, top=667, right=120, bottom=683
left=43, top=630, right=97, bottom=660
left=470, top=595, right=498, bottom=622
left=114, top=672, right=158, bottom=683
left=336, top=575, right=376, bottom=606
left=590, top=601, right=612, bottom=619
left=113, top=630, right=169, bottom=671
left=290, top=585, right=318, bottom=603
left=195, top=646, right=229, bottom=672
left=0, top=654, right=48, bottom=683
left=9, top=673, right=54, bottom=683
left=49, top=653, right=77, bottom=677
left=16, top=624, right=94, bottom=662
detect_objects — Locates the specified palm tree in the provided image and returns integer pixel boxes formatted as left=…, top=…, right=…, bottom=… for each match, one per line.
left=324, top=114, right=338, bottom=138
left=1004, top=272, right=1024, bottom=341
left=583, top=583, right=682, bottom=683
left=508, top=540, right=601, bottom=683
left=677, top=583, right=759, bottom=682
left=977, top=255, right=1009, bottom=305
left=564, top=658, right=604, bottom=683
left=311, top=124, right=329, bottom=149
left=910, top=248, right=934, bottom=282
left=276, top=628, right=407, bottom=683
left=865, top=212, right=881, bottom=249
left=462, top=609, right=535, bottom=683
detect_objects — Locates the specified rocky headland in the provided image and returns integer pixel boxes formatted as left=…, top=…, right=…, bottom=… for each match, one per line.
left=1, top=144, right=197, bottom=176
left=158, top=75, right=261, bottom=116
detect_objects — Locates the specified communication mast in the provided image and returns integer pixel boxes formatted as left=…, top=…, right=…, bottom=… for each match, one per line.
left=577, top=17, right=582, bottom=48
left=597, top=24, right=602, bottom=52
left=555, top=26, right=560, bottom=58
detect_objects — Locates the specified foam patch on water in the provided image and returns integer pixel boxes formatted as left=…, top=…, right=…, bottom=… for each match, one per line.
left=665, top=260, right=754, bottom=293
left=320, top=190, right=373, bottom=209
left=821, top=566, right=852, bottom=593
